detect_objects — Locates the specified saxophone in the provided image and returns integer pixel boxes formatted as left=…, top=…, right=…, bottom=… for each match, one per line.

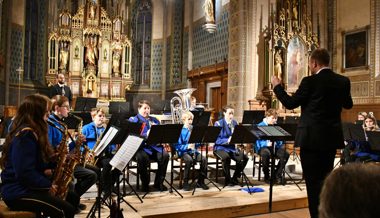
left=82, top=127, right=105, bottom=167
left=52, top=114, right=84, bottom=199
left=48, top=119, right=70, bottom=199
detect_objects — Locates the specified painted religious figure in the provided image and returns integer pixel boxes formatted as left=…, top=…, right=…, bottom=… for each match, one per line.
left=112, top=50, right=121, bottom=75
left=274, top=49, right=283, bottom=79
left=287, top=37, right=306, bottom=90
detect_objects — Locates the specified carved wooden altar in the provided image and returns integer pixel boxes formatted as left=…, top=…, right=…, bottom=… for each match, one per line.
left=46, top=0, right=133, bottom=100
left=259, top=0, right=319, bottom=111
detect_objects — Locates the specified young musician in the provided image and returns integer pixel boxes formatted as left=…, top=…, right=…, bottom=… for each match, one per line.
left=0, top=94, right=76, bottom=218
left=82, top=108, right=119, bottom=197
left=214, top=105, right=248, bottom=186
left=48, top=95, right=97, bottom=211
left=129, top=100, right=169, bottom=192
left=255, top=108, right=289, bottom=183
left=175, top=111, right=209, bottom=191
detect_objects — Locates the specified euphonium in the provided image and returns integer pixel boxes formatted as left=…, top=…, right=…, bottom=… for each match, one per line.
left=170, top=88, right=196, bottom=124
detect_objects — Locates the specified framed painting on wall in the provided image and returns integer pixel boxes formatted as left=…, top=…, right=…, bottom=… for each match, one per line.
left=343, top=26, right=369, bottom=70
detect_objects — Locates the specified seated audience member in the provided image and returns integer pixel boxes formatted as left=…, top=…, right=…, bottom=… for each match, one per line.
left=0, top=94, right=76, bottom=218
left=214, top=105, right=248, bottom=186
left=175, top=111, right=208, bottom=191
left=319, top=163, right=380, bottom=218
left=357, top=111, right=367, bottom=121
left=255, top=108, right=289, bottom=183
left=129, top=100, right=169, bottom=192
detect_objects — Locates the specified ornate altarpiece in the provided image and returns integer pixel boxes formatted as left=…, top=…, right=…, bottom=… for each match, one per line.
left=260, top=0, right=319, bottom=111
left=46, top=0, right=132, bottom=100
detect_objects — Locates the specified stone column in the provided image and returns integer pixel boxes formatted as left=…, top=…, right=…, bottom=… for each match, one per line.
left=228, top=0, right=252, bottom=120
left=161, top=0, right=168, bottom=99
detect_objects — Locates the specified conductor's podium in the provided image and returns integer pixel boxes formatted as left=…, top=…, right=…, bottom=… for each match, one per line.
left=0, top=202, right=36, bottom=218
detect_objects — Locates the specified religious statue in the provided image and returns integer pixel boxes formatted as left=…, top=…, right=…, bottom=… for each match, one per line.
left=292, top=0, right=298, bottom=28
left=274, top=50, right=283, bottom=79
left=203, top=0, right=215, bottom=24
left=112, top=50, right=121, bottom=75
left=85, top=36, right=98, bottom=68
left=59, top=42, right=69, bottom=71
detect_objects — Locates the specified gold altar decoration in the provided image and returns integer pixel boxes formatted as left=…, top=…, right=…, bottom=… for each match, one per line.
left=260, top=0, right=319, bottom=110
left=46, top=0, right=132, bottom=100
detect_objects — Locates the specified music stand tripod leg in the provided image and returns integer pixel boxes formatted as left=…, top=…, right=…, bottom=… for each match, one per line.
left=239, top=145, right=254, bottom=194
left=283, top=169, right=302, bottom=191
left=115, top=170, right=138, bottom=212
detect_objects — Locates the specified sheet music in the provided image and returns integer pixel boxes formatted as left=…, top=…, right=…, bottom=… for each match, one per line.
left=110, top=135, right=144, bottom=171
left=93, top=126, right=119, bottom=156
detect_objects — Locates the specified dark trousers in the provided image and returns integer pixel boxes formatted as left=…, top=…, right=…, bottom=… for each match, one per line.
left=214, top=150, right=248, bottom=183
left=135, top=149, right=169, bottom=188
left=182, top=153, right=207, bottom=182
left=100, top=157, right=121, bottom=195
left=74, top=165, right=98, bottom=196
left=260, top=146, right=290, bottom=179
left=300, top=149, right=336, bottom=218
left=5, top=190, right=76, bottom=218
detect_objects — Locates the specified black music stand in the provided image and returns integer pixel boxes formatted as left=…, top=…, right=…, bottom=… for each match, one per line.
left=365, top=131, right=380, bottom=153
left=110, top=135, right=145, bottom=214
left=250, top=125, right=292, bottom=213
left=144, top=124, right=184, bottom=198
left=87, top=126, right=121, bottom=218
left=109, top=101, right=130, bottom=114
left=109, top=121, right=143, bottom=203
left=188, top=126, right=222, bottom=195
left=71, top=112, right=92, bottom=125
left=191, top=111, right=211, bottom=126
left=229, top=125, right=256, bottom=193
left=74, top=97, right=98, bottom=112
left=242, top=110, right=265, bottom=125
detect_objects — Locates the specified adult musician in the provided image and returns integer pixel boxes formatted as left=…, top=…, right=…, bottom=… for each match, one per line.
left=271, top=48, right=353, bottom=218
left=175, top=111, right=208, bottom=191
left=48, top=95, right=97, bottom=212
left=82, top=108, right=119, bottom=197
left=0, top=94, right=76, bottom=218
left=49, top=73, right=73, bottom=106
left=214, top=105, right=248, bottom=186
left=129, top=100, right=169, bottom=192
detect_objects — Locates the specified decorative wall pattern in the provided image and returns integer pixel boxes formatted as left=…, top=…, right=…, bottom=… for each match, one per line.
left=351, top=81, right=369, bottom=97
left=151, top=40, right=163, bottom=90
left=182, top=30, right=188, bottom=83
left=36, top=1, right=47, bottom=83
left=10, top=25, right=23, bottom=84
left=170, top=0, right=184, bottom=87
left=166, top=36, right=171, bottom=88
left=192, top=9, right=229, bottom=68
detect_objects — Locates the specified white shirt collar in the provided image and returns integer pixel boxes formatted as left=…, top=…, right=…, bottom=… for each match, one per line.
left=58, top=84, right=65, bottom=88
left=315, top=67, right=329, bottom=75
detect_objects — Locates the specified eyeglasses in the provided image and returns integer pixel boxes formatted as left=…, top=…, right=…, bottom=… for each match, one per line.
left=61, top=105, right=70, bottom=110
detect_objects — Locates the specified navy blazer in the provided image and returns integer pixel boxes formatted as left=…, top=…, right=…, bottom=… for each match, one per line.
left=214, top=118, right=238, bottom=152
left=274, top=68, right=353, bottom=151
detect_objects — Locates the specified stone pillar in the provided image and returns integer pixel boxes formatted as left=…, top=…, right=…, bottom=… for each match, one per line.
left=227, top=0, right=252, bottom=120
left=161, top=0, right=168, bottom=99
left=187, top=0, right=194, bottom=71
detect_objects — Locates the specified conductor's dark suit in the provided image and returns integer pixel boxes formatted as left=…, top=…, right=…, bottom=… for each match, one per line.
left=273, top=68, right=353, bottom=218
left=49, top=84, right=73, bottom=105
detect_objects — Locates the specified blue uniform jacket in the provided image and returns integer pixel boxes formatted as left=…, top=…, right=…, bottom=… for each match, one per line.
left=82, top=122, right=116, bottom=154
left=214, top=118, right=238, bottom=153
left=48, top=114, right=75, bottom=151
left=1, top=129, right=52, bottom=201
left=255, top=120, right=283, bottom=153
left=175, top=126, right=200, bottom=157
left=128, top=114, right=161, bottom=155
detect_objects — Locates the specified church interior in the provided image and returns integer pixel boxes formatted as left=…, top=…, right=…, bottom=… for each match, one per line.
left=0, top=0, right=377, bottom=121
left=0, top=0, right=379, bottom=217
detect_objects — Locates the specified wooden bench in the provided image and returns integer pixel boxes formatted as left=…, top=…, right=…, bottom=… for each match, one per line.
left=0, top=201, right=36, bottom=218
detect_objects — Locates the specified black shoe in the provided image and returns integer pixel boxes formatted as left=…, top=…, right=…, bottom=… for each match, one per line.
left=78, top=203, right=87, bottom=210
left=154, top=184, right=168, bottom=191
left=231, top=177, right=239, bottom=185
left=141, top=185, right=150, bottom=192
left=183, top=182, right=191, bottom=191
left=197, top=182, right=209, bottom=190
